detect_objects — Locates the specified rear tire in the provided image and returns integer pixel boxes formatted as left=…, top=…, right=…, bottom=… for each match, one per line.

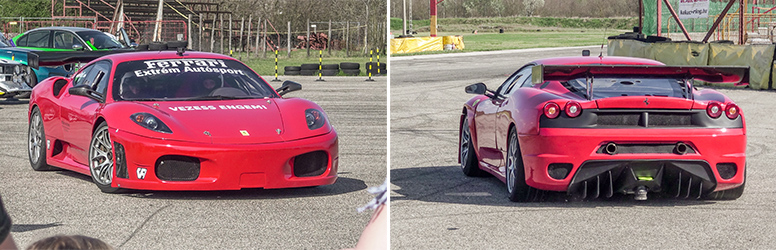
left=28, top=107, right=55, bottom=171
left=506, top=127, right=539, bottom=202
left=460, top=118, right=484, bottom=177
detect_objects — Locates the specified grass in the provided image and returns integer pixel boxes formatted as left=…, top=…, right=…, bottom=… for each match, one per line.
left=392, top=30, right=624, bottom=56
left=391, top=17, right=637, bottom=32
left=230, top=49, right=384, bottom=76
left=390, top=16, right=636, bottom=56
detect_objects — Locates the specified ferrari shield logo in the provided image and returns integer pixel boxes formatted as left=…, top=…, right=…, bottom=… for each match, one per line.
left=240, top=130, right=250, bottom=136
left=644, top=98, right=649, bottom=106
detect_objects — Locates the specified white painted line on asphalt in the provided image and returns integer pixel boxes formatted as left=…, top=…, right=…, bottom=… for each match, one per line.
left=390, top=45, right=606, bottom=61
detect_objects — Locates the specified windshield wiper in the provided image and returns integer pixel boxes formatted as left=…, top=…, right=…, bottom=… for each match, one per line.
left=187, top=95, right=255, bottom=100
left=124, top=98, right=160, bottom=101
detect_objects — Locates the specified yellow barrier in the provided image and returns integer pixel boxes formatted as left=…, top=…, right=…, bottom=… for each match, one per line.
left=607, top=39, right=651, bottom=59
left=650, top=42, right=709, bottom=66
left=609, top=39, right=775, bottom=90
left=390, top=37, right=445, bottom=54
left=708, top=43, right=774, bottom=90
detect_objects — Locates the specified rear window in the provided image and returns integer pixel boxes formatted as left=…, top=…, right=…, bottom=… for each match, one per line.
left=111, top=58, right=277, bottom=101
left=561, top=75, right=688, bottom=99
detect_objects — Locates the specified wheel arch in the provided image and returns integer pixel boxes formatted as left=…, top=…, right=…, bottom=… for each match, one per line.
left=93, top=116, right=107, bottom=135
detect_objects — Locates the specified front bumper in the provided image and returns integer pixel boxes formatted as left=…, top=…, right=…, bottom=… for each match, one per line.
left=109, top=128, right=339, bottom=191
left=519, top=128, right=745, bottom=195
left=0, top=78, right=31, bottom=97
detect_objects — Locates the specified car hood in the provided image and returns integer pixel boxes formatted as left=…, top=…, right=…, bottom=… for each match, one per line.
left=151, top=99, right=286, bottom=144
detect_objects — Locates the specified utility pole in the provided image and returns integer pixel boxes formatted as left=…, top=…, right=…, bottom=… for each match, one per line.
left=153, top=0, right=164, bottom=41
left=402, top=0, right=407, bottom=36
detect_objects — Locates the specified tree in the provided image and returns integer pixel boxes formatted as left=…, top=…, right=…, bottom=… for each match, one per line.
left=523, top=0, right=544, bottom=16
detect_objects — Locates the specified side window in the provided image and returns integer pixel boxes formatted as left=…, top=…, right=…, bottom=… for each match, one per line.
left=15, top=35, right=28, bottom=47
left=53, top=31, right=83, bottom=49
left=72, top=64, right=96, bottom=87
left=496, top=70, right=523, bottom=97
left=500, top=66, right=533, bottom=96
left=92, top=61, right=112, bottom=94
left=25, top=31, right=51, bottom=48
left=519, top=73, right=534, bottom=88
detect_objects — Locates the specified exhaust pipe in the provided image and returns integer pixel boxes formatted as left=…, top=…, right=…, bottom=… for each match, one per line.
left=674, top=142, right=688, bottom=155
left=604, top=142, right=617, bottom=155
left=634, top=186, right=648, bottom=201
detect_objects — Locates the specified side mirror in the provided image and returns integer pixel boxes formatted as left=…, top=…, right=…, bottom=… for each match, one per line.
left=72, top=44, right=84, bottom=50
left=275, top=80, right=302, bottom=96
left=68, top=85, right=104, bottom=102
left=465, top=82, right=488, bottom=95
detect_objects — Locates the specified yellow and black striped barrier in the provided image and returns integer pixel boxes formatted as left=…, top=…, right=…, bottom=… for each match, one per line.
left=316, top=50, right=325, bottom=82
left=272, top=49, right=281, bottom=82
left=366, top=49, right=374, bottom=82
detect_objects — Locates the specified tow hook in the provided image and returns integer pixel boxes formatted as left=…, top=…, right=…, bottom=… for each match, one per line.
left=634, top=186, right=648, bottom=201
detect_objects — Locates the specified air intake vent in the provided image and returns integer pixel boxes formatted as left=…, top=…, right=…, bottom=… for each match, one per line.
left=114, top=142, right=128, bottom=179
left=156, top=155, right=200, bottom=181
left=293, top=151, right=329, bottom=177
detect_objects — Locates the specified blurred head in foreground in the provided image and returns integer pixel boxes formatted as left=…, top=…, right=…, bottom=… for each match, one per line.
left=26, top=235, right=113, bottom=250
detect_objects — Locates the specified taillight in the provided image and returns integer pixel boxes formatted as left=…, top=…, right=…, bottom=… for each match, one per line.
left=543, top=102, right=560, bottom=119
left=725, top=103, right=739, bottom=119
left=565, top=101, right=582, bottom=118
left=706, top=102, right=722, bottom=118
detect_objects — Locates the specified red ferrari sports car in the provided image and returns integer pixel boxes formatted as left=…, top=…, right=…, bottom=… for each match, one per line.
left=28, top=50, right=338, bottom=193
left=460, top=54, right=748, bottom=202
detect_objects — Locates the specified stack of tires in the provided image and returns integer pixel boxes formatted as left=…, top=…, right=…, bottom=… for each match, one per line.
left=365, top=62, right=387, bottom=76
left=300, top=64, right=319, bottom=75
left=320, top=64, right=339, bottom=76
left=284, top=66, right=301, bottom=75
left=340, top=62, right=360, bottom=76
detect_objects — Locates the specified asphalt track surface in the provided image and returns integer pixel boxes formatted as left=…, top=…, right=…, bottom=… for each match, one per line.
left=0, top=75, right=386, bottom=249
left=390, top=46, right=776, bottom=249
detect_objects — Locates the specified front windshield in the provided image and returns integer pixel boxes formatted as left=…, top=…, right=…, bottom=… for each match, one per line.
left=561, top=75, right=688, bottom=99
left=112, top=58, right=278, bottom=101
left=76, top=30, right=124, bottom=49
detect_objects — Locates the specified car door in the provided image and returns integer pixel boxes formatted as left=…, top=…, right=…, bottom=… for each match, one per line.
left=495, top=66, right=533, bottom=171
left=59, top=60, right=111, bottom=165
left=474, top=70, right=524, bottom=167
left=52, top=30, right=86, bottom=50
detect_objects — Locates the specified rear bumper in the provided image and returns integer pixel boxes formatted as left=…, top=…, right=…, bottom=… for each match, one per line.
left=519, top=128, right=745, bottom=194
left=110, top=129, right=338, bottom=191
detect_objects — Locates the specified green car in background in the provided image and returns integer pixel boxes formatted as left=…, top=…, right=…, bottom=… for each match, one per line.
left=7, top=26, right=133, bottom=86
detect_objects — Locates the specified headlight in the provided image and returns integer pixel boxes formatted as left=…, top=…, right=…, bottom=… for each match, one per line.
left=305, top=109, right=326, bottom=130
left=130, top=113, right=172, bottom=133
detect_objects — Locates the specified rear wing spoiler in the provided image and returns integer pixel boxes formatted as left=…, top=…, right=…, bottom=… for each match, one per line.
left=532, top=65, right=750, bottom=86
left=29, top=49, right=136, bottom=69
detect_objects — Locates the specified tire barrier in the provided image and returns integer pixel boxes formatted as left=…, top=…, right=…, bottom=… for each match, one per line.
left=342, top=69, right=360, bottom=76
left=340, top=62, right=360, bottom=70
left=366, top=62, right=387, bottom=75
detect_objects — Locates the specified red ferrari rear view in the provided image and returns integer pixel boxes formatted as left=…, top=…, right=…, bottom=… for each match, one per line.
left=460, top=55, right=747, bottom=202
left=28, top=51, right=337, bottom=193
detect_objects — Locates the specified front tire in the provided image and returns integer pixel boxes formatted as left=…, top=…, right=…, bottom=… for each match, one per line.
left=506, top=127, right=539, bottom=202
left=89, top=122, right=122, bottom=193
left=28, top=107, right=54, bottom=171
left=460, top=118, right=484, bottom=177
